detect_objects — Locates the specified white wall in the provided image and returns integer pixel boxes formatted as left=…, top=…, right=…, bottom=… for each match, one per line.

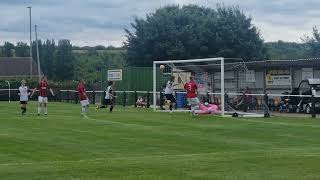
left=293, top=69, right=302, bottom=88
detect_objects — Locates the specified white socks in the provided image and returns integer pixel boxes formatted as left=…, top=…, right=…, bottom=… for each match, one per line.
left=82, top=106, right=88, bottom=114
left=38, top=106, right=48, bottom=115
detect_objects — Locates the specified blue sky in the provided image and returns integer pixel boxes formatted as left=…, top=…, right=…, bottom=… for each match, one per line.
left=0, top=0, right=319, bottom=46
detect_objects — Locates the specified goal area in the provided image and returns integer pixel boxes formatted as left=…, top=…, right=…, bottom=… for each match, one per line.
left=153, top=57, right=269, bottom=117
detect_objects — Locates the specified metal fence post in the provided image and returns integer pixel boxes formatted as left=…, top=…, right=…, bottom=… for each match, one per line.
left=75, top=91, right=78, bottom=104
left=123, top=91, right=126, bottom=107
left=92, top=90, right=96, bottom=105
left=160, top=91, right=164, bottom=109
left=114, top=91, right=117, bottom=105
left=67, top=90, right=70, bottom=103
left=147, top=91, right=150, bottom=108
left=264, top=92, right=269, bottom=106
left=175, top=91, right=178, bottom=109
left=60, top=90, right=63, bottom=102
left=134, top=91, right=138, bottom=107
left=103, top=90, right=106, bottom=105
left=312, top=95, right=316, bottom=118
left=264, top=93, right=270, bottom=118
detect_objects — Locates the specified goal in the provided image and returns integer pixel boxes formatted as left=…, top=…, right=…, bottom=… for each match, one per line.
left=153, top=57, right=269, bottom=117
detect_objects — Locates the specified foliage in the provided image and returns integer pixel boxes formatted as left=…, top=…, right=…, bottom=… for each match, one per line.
left=0, top=78, right=79, bottom=90
left=125, top=4, right=267, bottom=66
left=265, top=41, right=309, bottom=59
left=1, top=39, right=126, bottom=84
left=15, top=42, right=30, bottom=57
left=31, top=39, right=69, bottom=80
left=0, top=78, right=38, bottom=89
left=42, top=40, right=56, bottom=78
left=94, top=45, right=106, bottom=50
left=1, top=42, right=15, bottom=57
left=302, top=26, right=320, bottom=57
left=54, top=40, right=75, bottom=80
left=74, top=50, right=126, bottom=83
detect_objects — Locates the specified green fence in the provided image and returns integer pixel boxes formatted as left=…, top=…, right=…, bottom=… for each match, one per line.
left=101, top=67, right=169, bottom=106
left=103, top=67, right=169, bottom=91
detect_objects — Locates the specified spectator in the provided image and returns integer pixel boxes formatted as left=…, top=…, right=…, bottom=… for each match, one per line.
left=136, top=96, right=146, bottom=108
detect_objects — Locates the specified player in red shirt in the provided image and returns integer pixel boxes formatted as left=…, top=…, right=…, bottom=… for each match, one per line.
left=184, top=76, right=200, bottom=116
left=77, top=79, right=89, bottom=118
left=31, top=76, right=54, bottom=116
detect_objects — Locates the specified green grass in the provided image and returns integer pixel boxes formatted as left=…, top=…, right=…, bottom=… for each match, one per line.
left=0, top=102, right=320, bottom=180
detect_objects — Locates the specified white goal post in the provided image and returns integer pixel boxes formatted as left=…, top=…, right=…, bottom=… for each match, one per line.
left=153, top=57, right=225, bottom=116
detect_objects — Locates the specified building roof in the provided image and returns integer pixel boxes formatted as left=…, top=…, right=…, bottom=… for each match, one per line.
left=244, top=58, right=320, bottom=69
left=0, top=57, right=40, bottom=77
left=174, top=57, right=320, bottom=71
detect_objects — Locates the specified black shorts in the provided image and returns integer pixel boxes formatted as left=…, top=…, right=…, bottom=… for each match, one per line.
left=20, top=101, right=28, bottom=105
left=103, top=99, right=113, bottom=105
left=165, top=94, right=176, bottom=103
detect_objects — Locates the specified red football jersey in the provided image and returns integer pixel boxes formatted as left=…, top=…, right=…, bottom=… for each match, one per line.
left=184, top=81, right=198, bottom=98
left=77, top=83, right=87, bottom=101
left=37, top=80, right=49, bottom=97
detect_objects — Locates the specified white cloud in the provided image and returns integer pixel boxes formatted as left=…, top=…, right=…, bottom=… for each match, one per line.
left=69, top=28, right=126, bottom=47
left=0, top=0, right=319, bottom=46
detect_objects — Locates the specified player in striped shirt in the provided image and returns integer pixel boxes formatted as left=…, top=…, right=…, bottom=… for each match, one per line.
left=31, top=76, right=54, bottom=116
left=18, top=79, right=29, bottom=115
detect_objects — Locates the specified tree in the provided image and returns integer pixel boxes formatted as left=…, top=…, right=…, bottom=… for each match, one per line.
left=94, top=45, right=106, bottom=50
left=265, top=41, right=308, bottom=59
left=42, top=39, right=56, bottom=78
left=2, top=42, right=15, bottom=57
left=88, top=47, right=98, bottom=56
left=302, top=26, right=320, bottom=57
left=73, top=50, right=126, bottom=83
left=15, top=42, right=30, bottom=57
left=125, top=5, right=267, bottom=66
left=31, top=40, right=43, bottom=62
left=30, top=39, right=58, bottom=78
left=54, top=39, right=74, bottom=80
left=0, top=45, right=3, bottom=57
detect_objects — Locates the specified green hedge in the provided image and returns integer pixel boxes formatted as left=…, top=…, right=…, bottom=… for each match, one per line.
left=0, top=79, right=38, bottom=89
left=0, top=79, right=80, bottom=90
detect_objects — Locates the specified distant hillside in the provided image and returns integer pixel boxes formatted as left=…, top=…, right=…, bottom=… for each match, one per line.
left=265, top=41, right=309, bottom=60
left=72, top=49, right=126, bottom=54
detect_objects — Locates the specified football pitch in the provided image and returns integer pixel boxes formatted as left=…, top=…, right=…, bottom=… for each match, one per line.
left=0, top=102, right=320, bottom=180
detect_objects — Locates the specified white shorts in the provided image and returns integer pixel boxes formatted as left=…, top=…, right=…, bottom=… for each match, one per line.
left=188, top=97, right=200, bottom=105
left=80, top=99, right=90, bottom=107
left=38, top=96, right=48, bottom=104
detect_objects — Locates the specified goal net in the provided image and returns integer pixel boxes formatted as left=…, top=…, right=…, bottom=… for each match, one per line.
left=153, top=57, right=269, bottom=117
